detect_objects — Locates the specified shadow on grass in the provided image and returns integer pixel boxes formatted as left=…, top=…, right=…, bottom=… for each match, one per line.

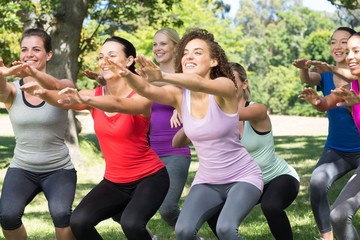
left=0, top=136, right=15, bottom=169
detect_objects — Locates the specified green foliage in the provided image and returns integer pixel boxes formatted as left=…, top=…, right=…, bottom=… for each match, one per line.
left=250, top=66, right=324, bottom=116
left=302, top=30, right=333, bottom=64
left=0, top=0, right=355, bottom=116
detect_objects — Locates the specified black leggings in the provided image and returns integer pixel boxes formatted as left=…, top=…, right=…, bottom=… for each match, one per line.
left=70, top=167, right=169, bottom=240
left=208, top=174, right=299, bottom=240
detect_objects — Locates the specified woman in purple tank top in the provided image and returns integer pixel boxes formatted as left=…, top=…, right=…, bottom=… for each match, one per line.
left=100, top=28, right=264, bottom=240
left=149, top=28, right=191, bottom=232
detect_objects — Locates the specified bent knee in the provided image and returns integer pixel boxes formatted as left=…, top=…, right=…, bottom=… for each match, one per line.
left=330, top=207, right=348, bottom=226
left=175, top=222, right=197, bottom=239
left=0, top=213, right=22, bottom=230
left=216, top=222, right=238, bottom=239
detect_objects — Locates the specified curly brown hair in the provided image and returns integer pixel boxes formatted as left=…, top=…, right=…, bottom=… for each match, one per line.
left=174, top=28, right=235, bottom=85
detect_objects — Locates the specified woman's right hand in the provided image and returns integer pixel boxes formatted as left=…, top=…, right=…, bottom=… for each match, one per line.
left=298, top=87, right=321, bottom=106
left=135, top=55, right=163, bottom=82
left=58, top=87, right=88, bottom=105
left=83, top=69, right=106, bottom=86
left=19, top=81, right=46, bottom=96
left=292, top=58, right=311, bottom=70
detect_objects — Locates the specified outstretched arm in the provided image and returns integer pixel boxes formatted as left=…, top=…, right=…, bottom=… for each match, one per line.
left=68, top=90, right=153, bottom=116
left=20, top=82, right=90, bottom=110
left=0, top=59, right=26, bottom=104
left=12, top=60, right=74, bottom=90
left=299, top=87, right=341, bottom=111
left=135, top=55, right=237, bottom=99
left=307, top=60, right=356, bottom=84
left=104, top=56, right=181, bottom=110
left=292, top=58, right=321, bottom=86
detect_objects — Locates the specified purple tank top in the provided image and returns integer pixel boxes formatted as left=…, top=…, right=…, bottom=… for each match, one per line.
left=181, top=89, right=263, bottom=190
left=150, top=102, right=190, bottom=157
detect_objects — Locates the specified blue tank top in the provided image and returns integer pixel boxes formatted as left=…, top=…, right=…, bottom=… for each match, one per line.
left=319, top=72, right=360, bottom=152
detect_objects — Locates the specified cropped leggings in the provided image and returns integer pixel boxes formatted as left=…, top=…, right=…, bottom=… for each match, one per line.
left=0, top=167, right=77, bottom=230
left=70, top=167, right=169, bottom=240
left=330, top=165, right=360, bottom=240
left=175, top=182, right=261, bottom=240
left=310, top=148, right=360, bottom=233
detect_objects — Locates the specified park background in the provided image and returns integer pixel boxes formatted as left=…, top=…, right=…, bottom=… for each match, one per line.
left=1, top=0, right=360, bottom=239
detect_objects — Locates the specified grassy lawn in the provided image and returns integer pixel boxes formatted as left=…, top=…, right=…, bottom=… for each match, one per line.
left=0, top=126, right=357, bottom=239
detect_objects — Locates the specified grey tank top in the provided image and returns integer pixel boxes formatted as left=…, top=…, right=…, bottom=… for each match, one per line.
left=8, top=80, right=73, bottom=172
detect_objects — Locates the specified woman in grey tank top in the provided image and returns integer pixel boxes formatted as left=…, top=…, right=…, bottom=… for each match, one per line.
left=0, top=28, right=76, bottom=240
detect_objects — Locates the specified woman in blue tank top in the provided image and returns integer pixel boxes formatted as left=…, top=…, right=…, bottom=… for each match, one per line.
left=293, top=27, right=360, bottom=240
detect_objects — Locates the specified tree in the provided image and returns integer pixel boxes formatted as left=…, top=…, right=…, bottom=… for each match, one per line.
left=0, top=0, right=181, bottom=164
left=327, top=0, right=360, bottom=9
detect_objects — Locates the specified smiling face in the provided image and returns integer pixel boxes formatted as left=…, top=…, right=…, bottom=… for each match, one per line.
left=153, top=32, right=177, bottom=65
left=98, top=41, right=133, bottom=80
left=181, top=38, right=217, bottom=77
left=20, top=36, right=52, bottom=72
left=330, top=30, right=352, bottom=64
left=346, top=35, right=360, bottom=77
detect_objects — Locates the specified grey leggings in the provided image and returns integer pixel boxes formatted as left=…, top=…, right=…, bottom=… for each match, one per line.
left=310, top=148, right=360, bottom=233
left=175, top=182, right=261, bottom=240
left=159, top=155, right=191, bottom=227
left=330, top=166, right=360, bottom=240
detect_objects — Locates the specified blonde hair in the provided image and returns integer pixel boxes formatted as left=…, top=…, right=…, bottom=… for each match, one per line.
left=155, top=28, right=180, bottom=45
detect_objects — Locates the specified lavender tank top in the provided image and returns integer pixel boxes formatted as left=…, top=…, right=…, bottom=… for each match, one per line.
left=181, top=89, right=263, bottom=191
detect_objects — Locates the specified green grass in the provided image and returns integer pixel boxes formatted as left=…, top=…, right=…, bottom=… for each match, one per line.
left=0, top=132, right=357, bottom=239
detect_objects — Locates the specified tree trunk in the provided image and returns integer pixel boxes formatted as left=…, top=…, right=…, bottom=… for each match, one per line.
left=36, top=0, right=89, bottom=164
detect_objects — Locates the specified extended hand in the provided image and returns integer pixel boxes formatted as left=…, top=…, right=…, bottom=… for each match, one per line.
left=298, top=87, right=321, bottom=105
left=19, top=81, right=46, bottom=96
left=83, top=69, right=106, bottom=86
left=332, top=87, right=360, bottom=107
left=307, top=60, right=333, bottom=74
left=0, top=59, right=27, bottom=77
left=292, top=58, right=311, bottom=69
left=104, top=57, right=131, bottom=77
left=135, top=55, right=163, bottom=82
left=58, top=87, right=87, bottom=105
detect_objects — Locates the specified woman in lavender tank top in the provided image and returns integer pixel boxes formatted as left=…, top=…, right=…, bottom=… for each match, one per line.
left=101, top=28, right=264, bottom=240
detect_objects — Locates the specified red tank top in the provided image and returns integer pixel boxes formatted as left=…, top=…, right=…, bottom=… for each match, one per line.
left=91, top=87, right=164, bottom=183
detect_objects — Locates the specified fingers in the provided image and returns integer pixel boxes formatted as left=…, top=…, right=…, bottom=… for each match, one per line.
left=135, top=55, right=147, bottom=68
left=135, top=68, right=146, bottom=79
left=58, top=87, right=77, bottom=95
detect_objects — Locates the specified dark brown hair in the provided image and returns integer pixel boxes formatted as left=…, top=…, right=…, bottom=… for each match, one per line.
left=21, top=28, right=52, bottom=53
left=174, top=28, right=235, bottom=85
left=230, top=62, right=251, bottom=101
